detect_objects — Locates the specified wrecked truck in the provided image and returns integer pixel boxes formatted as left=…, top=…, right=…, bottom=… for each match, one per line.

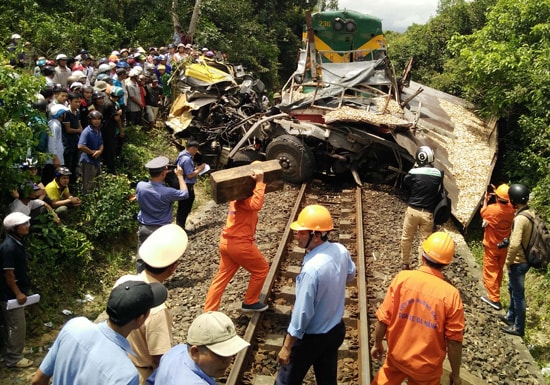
left=166, top=9, right=497, bottom=228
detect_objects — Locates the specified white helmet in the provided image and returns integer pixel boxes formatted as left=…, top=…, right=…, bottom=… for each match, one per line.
left=415, top=146, right=435, bottom=166
left=56, top=53, right=68, bottom=61
left=98, top=63, right=111, bottom=74
left=11, top=33, right=21, bottom=40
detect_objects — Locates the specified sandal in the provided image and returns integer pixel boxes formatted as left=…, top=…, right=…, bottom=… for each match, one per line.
left=10, top=357, right=33, bottom=368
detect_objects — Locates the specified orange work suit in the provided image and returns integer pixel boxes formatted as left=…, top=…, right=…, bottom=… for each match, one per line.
left=203, top=182, right=269, bottom=311
left=372, top=266, right=464, bottom=385
left=480, top=201, right=514, bottom=302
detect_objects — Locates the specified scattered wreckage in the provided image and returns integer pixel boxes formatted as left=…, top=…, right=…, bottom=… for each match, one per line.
left=166, top=9, right=497, bottom=227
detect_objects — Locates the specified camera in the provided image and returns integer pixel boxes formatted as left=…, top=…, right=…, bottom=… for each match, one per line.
left=497, top=238, right=509, bottom=249
left=166, top=164, right=177, bottom=170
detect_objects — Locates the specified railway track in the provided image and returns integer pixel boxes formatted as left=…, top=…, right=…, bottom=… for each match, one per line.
left=216, top=181, right=530, bottom=385
left=165, top=179, right=545, bottom=384
left=225, top=183, right=371, bottom=385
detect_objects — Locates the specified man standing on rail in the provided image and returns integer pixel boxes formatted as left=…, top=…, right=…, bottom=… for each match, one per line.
left=371, top=232, right=464, bottom=385
left=400, top=146, right=443, bottom=270
left=204, top=164, right=269, bottom=312
left=276, top=204, right=356, bottom=385
left=480, top=184, right=515, bottom=310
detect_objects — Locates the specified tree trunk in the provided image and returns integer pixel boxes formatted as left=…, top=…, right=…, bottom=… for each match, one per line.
left=188, top=0, right=202, bottom=40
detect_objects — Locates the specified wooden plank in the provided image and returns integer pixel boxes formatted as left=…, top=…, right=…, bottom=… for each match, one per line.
left=209, top=160, right=283, bottom=203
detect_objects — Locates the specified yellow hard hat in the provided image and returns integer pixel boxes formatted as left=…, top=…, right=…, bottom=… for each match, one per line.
left=494, top=184, right=510, bottom=202
left=290, top=204, right=333, bottom=232
left=422, top=232, right=455, bottom=265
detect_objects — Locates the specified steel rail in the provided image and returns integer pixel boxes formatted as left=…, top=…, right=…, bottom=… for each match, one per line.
left=226, top=183, right=307, bottom=385
left=356, top=187, right=371, bottom=384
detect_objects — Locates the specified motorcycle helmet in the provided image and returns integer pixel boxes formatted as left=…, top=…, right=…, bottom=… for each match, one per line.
left=415, top=146, right=435, bottom=166
left=50, top=104, right=69, bottom=119
left=110, top=86, right=124, bottom=98
left=508, top=184, right=529, bottom=205
left=55, top=166, right=72, bottom=177
left=89, top=110, right=103, bottom=120
left=98, top=63, right=111, bottom=74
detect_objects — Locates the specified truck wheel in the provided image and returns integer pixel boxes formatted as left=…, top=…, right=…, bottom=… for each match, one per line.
left=231, top=150, right=266, bottom=167
left=266, top=135, right=314, bottom=184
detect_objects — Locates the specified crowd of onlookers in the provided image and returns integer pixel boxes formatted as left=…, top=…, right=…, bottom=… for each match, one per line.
left=4, top=32, right=228, bottom=222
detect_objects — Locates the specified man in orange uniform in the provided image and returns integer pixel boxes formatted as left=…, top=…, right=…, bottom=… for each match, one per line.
left=203, top=164, right=269, bottom=312
left=371, top=232, right=464, bottom=385
left=480, top=184, right=515, bottom=310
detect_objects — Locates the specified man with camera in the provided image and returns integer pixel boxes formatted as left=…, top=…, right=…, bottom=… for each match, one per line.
left=135, top=156, right=188, bottom=272
left=480, top=184, right=515, bottom=310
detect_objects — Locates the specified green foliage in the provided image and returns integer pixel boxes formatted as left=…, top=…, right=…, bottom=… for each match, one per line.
left=0, top=60, right=49, bottom=197
left=27, top=213, right=94, bottom=307
left=1, top=0, right=310, bottom=92
left=446, top=0, right=550, bottom=215
left=75, top=173, right=139, bottom=242
left=387, top=0, right=497, bottom=86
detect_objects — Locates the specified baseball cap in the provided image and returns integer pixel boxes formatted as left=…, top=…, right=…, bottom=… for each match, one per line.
left=139, top=224, right=188, bottom=268
left=107, top=281, right=168, bottom=325
left=187, top=311, right=250, bottom=357
left=3, top=212, right=31, bottom=231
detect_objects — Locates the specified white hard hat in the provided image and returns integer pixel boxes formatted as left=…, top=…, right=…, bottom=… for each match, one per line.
left=11, top=33, right=21, bottom=40
left=56, top=53, right=68, bottom=61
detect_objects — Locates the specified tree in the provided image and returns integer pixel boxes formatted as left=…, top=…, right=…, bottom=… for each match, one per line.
left=447, top=0, right=549, bottom=206
left=0, top=57, right=49, bottom=202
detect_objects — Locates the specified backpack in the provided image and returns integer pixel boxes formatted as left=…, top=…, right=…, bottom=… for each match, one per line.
left=433, top=171, right=451, bottom=226
left=518, top=211, right=550, bottom=270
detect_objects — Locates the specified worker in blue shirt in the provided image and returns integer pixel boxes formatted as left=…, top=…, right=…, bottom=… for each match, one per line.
left=136, top=156, right=188, bottom=271
left=276, top=204, right=356, bottom=385
left=175, top=140, right=205, bottom=231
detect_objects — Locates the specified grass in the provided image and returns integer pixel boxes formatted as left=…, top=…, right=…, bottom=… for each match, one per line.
left=465, top=221, right=550, bottom=381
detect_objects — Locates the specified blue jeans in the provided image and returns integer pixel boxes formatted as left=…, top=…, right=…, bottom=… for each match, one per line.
left=506, top=263, right=530, bottom=335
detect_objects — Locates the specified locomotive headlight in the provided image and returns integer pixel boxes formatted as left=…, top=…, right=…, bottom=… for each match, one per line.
left=334, top=17, right=344, bottom=31
left=345, top=19, right=356, bottom=32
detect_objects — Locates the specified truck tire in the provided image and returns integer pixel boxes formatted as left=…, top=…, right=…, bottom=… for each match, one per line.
left=266, top=135, right=314, bottom=184
left=231, top=150, right=266, bottom=167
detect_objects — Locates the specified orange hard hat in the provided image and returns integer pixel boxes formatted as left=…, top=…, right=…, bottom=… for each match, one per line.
left=494, top=184, right=510, bottom=202
left=290, top=204, right=333, bottom=232
left=422, top=232, right=455, bottom=265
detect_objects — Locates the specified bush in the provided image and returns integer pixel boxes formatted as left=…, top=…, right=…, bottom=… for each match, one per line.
left=75, top=173, right=139, bottom=243
left=27, top=213, right=94, bottom=308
